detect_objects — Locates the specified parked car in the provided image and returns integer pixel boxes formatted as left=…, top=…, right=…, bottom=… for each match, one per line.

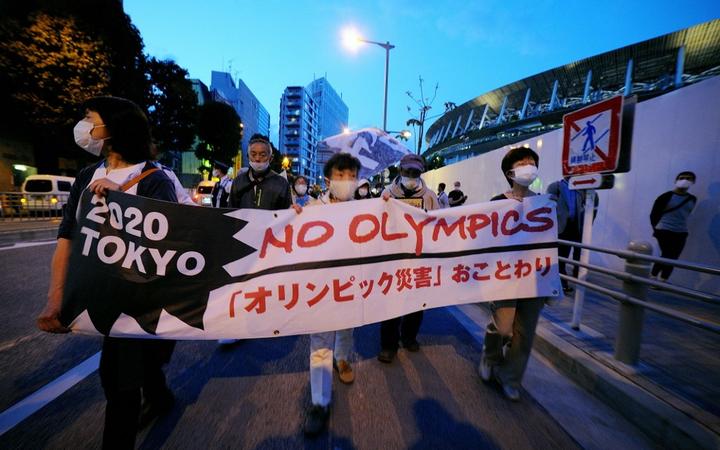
left=21, top=175, right=74, bottom=212
left=193, top=180, right=216, bottom=206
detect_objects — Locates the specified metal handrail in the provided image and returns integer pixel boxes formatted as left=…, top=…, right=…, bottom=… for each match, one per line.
left=561, top=274, right=720, bottom=334
left=558, top=239, right=720, bottom=276
left=559, top=256, right=720, bottom=306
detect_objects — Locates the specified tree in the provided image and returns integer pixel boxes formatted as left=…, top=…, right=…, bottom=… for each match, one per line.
left=427, top=153, right=445, bottom=171
left=406, top=76, right=439, bottom=155
left=144, top=57, right=198, bottom=154
left=195, top=101, right=242, bottom=174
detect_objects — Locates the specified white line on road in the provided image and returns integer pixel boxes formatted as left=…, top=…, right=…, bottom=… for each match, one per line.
left=0, top=241, right=56, bottom=252
left=0, top=352, right=100, bottom=436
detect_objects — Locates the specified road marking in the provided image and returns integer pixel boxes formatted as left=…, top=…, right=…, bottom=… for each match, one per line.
left=0, top=352, right=100, bottom=436
left=0, top=241, right=56, bottom=252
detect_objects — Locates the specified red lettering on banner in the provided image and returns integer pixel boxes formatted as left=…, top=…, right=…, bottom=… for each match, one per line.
left=260, top=225, right=293, bottom=258
left=381, top=212, right=408, bottom=241
left=432, top=217, right=467, bottom=241
left=298, top=221, right=334, bottom=248
left=466, top=214, right=491, bottom=239
left=403, top=214, right=437, bottom=255
left=229, top=290, right=242, bottom=317
left=501, top=210, right=523, bottom=235
left=349, top=214, right=380, bottom=243
left=525, top=207, right=554, bottom=232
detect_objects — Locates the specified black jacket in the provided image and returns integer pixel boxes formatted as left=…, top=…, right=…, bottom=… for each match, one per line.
left=58, top=161, right=177, bottom=240
left=229, top=168, right=292, bottom=210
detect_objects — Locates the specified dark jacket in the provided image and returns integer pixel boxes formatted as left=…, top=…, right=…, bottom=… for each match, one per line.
left=229, top=168, right=292, bottom=210
left=58, top=161, right=177, bottom=240
left=650, top=191, right=697, bottom=229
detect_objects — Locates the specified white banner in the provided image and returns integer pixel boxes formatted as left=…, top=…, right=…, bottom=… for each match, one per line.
left=65, top=193, right=560, bottom=339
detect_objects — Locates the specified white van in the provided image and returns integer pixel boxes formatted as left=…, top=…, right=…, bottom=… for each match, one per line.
left=193, top=180, right=216, bottom=206
left=21, top=175, right=75, bottom=212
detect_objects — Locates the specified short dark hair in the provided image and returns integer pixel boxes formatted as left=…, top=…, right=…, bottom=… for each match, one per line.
left=501, top=146, right=539, bottom=186
left=439, top=182, right=446, bottom=191
left=83, top=96, right=152, bottom=164
left=293, top=175, right=308, bottom=184
left=249, top=133, right=273, bottom=153
left=214, top=161, right=229, bottom=174
left=676, top=171, right=696, bottom=181
left=323, top=152, right=361, bottom=178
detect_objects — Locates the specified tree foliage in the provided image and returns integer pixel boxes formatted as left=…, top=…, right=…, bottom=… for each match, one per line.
left=144, top=57, right=198, bottom=154
left=195, top=101, right=242, bottom=170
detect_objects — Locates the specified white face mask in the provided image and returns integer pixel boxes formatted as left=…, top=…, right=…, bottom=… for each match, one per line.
left=249, top=160, right=270, bottom=172
left=510, top=165, right=538, bottom=187
left=73, top=119, right=106, bottom=156
left=675, top=179, right=693, bottom=189
left=329, top=179, right=357, bottom=201
left=295, top=184, right=308, bottom=195
left=401, top=176, right=420, bottom=190
left=358, top=187, right=369, bottom=197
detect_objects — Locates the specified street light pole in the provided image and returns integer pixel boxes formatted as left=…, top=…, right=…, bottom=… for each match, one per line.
left=359, top=39, right=395, bottom=132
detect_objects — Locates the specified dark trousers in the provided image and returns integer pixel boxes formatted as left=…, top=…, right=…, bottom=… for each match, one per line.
left=100, top=337, right=175, bottom=449
left=380, top=311, right=424, bottom=351
left=651, top=229, right=688, bottom=279
left=558, top=225, right=582, bottom=289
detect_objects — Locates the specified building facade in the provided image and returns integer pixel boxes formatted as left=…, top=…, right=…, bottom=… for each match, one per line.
left=307, top=77, right=349, bottom=172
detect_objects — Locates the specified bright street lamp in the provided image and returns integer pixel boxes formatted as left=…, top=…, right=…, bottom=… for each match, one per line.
left=341, top=27, right=395, bottom=132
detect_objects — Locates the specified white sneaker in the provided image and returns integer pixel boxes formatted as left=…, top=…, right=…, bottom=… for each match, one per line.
left=218, top=339, right=239, bottom=345
left=478, top=354, right=493, bottom=382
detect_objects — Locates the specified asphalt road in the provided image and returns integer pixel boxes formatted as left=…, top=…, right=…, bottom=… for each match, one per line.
left=0, top=242, right=580, bottom=449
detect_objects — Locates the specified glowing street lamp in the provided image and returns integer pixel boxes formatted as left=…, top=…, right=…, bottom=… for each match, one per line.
left=341, top=26, right=395, bottom=132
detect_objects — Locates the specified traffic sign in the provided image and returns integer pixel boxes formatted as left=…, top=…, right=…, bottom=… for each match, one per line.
left=562, top=96, right=623, bottom=176
left=568, top=174, right=615, bottom=190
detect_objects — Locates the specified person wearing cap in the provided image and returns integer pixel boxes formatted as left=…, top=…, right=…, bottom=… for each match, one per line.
left=448, top=181, right=467, bottom=207
left=292, top=175, right=312, bottom=206
left=377, top=154, right=440, bottom=363
left=211, top=161, right=232, bottom=208
left=477, top=146, right=546, bottom=401
left=354, top=178, right=372, bottom=200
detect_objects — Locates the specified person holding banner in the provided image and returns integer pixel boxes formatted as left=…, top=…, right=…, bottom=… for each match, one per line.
left=36, top=96, right=178, bottom=448
left=298, top=152, right=361, bottom=436
left=377, top=154, right=440, bottom=363
left=219, top=135, right=292, bottom=345
left=478, top=146, right=546, bottom=401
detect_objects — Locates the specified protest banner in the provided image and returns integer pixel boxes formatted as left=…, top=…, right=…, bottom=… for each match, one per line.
left=61, top=191, right=560, bottom=339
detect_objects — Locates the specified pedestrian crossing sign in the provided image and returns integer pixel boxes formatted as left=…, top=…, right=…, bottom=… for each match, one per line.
left=562, top=95, right=623, bottom=176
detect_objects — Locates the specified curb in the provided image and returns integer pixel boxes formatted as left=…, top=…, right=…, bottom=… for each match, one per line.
left=0, top=227, right=58, bottom=247
left=533, top=321, right=720, bottom=449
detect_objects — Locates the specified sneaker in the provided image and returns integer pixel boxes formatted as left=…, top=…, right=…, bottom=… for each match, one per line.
left=334, top=359, right=355, bottom=384
left=501, top=384, right=521, bottom=402
left=218, top=339, right=239, bottom=345
left=303, top=404, right=329, bottom=436
left=377, top=348, right=397, bottom=363
left=478, top=354, right=492, bottom=382
left=401, top=339, right=420, bottom=352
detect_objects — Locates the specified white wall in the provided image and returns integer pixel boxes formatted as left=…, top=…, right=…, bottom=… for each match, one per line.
left=423, top=76, right=720, bottom=292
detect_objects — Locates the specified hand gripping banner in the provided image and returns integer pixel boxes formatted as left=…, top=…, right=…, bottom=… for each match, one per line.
left=61, top=191, right=560, bottom=339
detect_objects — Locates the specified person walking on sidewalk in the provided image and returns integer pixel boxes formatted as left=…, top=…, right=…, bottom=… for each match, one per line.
left=298, top=152, right=360, bottom=437
left=377, top=154, right=440, bottom=363
left=649, top=171, right=697, bottom=283
left=478, top=146, right=547, bottom=402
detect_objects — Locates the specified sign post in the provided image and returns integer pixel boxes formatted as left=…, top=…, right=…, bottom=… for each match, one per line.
left=561, top=95, right=627, bottom=330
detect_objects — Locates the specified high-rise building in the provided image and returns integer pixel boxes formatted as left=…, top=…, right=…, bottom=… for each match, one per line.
left=279, top=86, right=319, bottom=180
left=307, top=77, right=349, bottom=172
left=278, top=77, right=348, bottom=183
left=210, top=71, right=270, bottom=164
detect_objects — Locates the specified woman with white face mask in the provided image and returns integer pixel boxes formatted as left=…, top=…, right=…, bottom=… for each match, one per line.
left=478, top=146, right=544, bottom=402
left=292, top=175, right=311, bottom=206
left=354, top=178, right=372, bottom=200
left=649, top=171, right=698, bottom=282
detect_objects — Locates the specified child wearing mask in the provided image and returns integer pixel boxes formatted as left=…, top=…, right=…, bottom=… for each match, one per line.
left=297, top=152, right=361, bottom=437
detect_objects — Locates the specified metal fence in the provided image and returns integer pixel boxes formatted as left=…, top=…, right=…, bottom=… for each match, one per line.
left=0, top=192, right=70, bottom=221
left=559, top=239, right=720, bottom=365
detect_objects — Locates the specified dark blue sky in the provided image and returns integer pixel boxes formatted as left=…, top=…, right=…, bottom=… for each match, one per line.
left=124, top=1, right=719, bottom=149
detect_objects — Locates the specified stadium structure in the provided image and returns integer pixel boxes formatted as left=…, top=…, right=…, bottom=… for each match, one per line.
left=423, top=19, right=720, bottom=164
